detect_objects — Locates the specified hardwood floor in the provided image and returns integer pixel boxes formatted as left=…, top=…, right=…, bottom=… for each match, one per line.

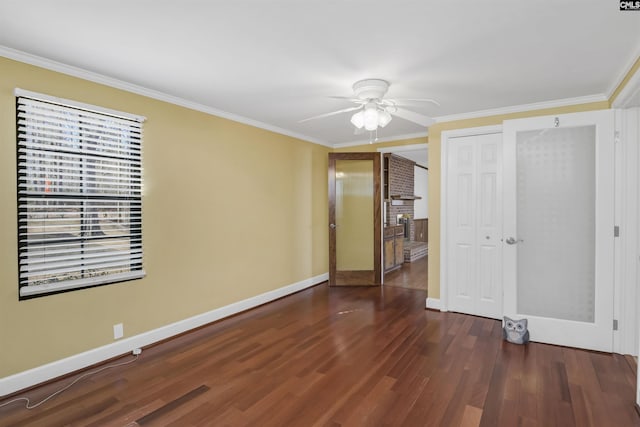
left=1, top=283, right=638, bottom=426
left=384, top=255, right=427, bottom=291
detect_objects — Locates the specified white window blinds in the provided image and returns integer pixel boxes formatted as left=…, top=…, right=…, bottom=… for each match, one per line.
left=16, top=89, right=146, bottom=298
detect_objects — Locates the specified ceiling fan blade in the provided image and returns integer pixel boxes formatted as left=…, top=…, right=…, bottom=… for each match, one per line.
left=391, top=108, right=436, bottom=127
left=299, top=106, right=362, bottom=123
left=328, top=96, right=365, bottom=103
left=388, top=98, right=441, bottom=107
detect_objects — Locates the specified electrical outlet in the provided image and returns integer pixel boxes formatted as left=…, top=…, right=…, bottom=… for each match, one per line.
left=113, top=323, right=124, bottom=340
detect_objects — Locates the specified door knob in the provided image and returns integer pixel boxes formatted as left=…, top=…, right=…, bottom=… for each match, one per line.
left=505, top=237, right=517, bottom=245
left=329, top=223, right=336, bottom=229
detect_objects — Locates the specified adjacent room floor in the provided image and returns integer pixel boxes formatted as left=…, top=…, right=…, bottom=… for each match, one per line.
left=0, top=281, right=637, bottom=426
left=384, top=254, right=428, bottom=291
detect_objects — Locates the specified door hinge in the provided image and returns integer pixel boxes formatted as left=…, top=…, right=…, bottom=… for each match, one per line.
left=614, top=130, right=621, bottom=144
left=614, top=225, right=620, bottom=237
left=613, top=319, right=619, bottom=331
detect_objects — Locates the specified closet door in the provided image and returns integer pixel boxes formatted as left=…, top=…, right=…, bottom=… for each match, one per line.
left=503, top=110, right=614, bottom=352
left=446, top=132, right=503, bottom=319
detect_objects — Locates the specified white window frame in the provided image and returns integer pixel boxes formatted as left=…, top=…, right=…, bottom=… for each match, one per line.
left=16, top=88, right=146, bottom=299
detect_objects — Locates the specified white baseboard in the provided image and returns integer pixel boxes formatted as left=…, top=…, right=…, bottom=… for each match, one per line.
left=0, top=272, right=329, bottom=397
left=426, top=297, right=441, bottom=310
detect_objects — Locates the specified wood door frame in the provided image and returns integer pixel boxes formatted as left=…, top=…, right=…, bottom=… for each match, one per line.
left=328, top=153, right=382, bottom=286
left=438, top=125, right=503, bottom=311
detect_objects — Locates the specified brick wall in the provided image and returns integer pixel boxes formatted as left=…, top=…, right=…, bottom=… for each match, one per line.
left=386, top=154, right=416, bottom=241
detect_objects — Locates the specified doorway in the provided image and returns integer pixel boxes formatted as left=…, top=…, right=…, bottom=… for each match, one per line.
left=378, top=144, right=429, bottom=291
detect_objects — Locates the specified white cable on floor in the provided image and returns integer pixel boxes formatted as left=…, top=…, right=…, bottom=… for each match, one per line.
left=0, top=354, right=139, bottom=410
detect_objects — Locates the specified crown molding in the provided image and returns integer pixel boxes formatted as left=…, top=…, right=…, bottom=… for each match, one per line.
left=332, top=131, right=428, bottom=149
left=609, top=43, right=640, bottom=108
left=606, top=41, right=640, bottom=100
left=377, top=142, right=428, bottom=153
left=2, top=44, right=629, bottom=148
left=0, top=46, right=333, bottom=148
left=433, top=93, right=609, bottom=124
left=611, top=67, right=640, bottom=108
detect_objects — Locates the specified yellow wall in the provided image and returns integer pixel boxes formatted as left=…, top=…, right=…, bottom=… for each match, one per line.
left=0, top=57, right=329, bottom=377
left=3, top=48, right=637, bottom=380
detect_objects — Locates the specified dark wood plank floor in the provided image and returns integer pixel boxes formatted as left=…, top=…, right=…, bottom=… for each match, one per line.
left=1, top=283, right=638, bottom=426
left=384, top=255, right=427, bottom=291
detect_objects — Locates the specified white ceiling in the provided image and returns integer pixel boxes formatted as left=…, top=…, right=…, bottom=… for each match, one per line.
left=0, top=1, right=639, bottom=147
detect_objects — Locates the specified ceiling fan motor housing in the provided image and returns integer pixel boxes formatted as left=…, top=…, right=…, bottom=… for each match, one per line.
left=353, top=79, right=390, bottom=100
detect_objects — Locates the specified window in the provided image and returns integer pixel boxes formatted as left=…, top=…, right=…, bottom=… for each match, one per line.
left=16, top=89, right=145, bottom=299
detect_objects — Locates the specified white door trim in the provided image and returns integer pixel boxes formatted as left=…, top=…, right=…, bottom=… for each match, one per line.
left=610, top=68, right=640, bottom=405
left=613, top=108, right=640, bottom=356
left=440, top=125, right=503, bottom=312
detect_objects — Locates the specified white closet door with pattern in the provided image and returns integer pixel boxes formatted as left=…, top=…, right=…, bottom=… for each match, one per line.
left=503, top=110, right=614, bottom=352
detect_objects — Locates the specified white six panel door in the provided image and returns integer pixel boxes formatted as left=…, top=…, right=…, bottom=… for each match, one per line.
left=447, top=132, right=503, bottom=319
left=502, top=110, right=614, bottom=352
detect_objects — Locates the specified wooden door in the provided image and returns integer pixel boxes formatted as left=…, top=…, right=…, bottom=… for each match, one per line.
left=329, top=153, right=381, bottom=286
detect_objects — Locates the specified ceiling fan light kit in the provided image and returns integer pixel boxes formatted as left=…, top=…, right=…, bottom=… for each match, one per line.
left=350, top=110, right=364, bottom=128
left=363, top=103, right=381, bottom=131
left=378, top=110, right=392, bottom=127
left=352, top=79, right=390, bottom=100
left=299, top=78, right=438, bottom=138
left=352, top=80, right=393, bottom=132
left=353, top=103, right=393, bottom=131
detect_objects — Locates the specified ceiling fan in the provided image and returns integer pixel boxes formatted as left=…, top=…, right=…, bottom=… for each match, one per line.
left=299, top=79, right=439, bottom=133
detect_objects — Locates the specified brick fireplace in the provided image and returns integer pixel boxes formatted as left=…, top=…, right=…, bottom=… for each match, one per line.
left=386, top=154, right=417, bottom=241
